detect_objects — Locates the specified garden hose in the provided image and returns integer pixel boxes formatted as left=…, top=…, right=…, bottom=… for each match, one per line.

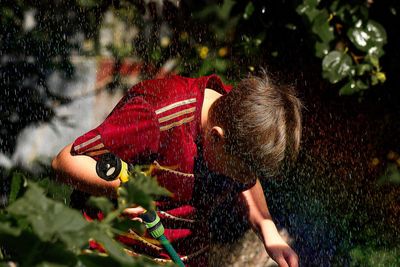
left=96, top=153, right=185, bottom=267
left=140, top=210, right=185, bottom=267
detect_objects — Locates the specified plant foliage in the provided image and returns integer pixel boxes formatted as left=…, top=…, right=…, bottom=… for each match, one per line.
left=0, top=169, right=170, bottom=267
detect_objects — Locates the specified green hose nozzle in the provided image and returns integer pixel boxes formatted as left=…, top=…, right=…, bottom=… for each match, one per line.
left=140, top=210, right=185, bottom=267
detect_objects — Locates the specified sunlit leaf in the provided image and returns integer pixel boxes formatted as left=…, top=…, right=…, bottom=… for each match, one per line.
left=7, top=183, right=90, bottom=247
left=376, top=72, right=386, bottom=83
left=347, top=20, right=387, bottom=54
left=322, top=51, right=353, bottom=83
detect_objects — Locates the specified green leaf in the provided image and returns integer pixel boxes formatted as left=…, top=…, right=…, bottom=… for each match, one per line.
left=347, top=20, right=387, bottom=54
left=376, top=72, right=386, bottom=83
left=111, top=218, right=145, bottom=234
left=77, top=0, right=98, bottom=7
left=214, top=58, right=228, bottom=72
left=219, top=0, right=236, bottom=20
left=356, top=64, right=372, bottom=76
left=315, top=41, right=330, bottom=58
left=296, top=0, right=321, bottom=21
left=94, top=232, right=134, bottom=265
left=339, top=81, right=356, bottom=95
left=322, top=51, right=353, bottom=83
left=312, top=10, right=334, bottom=43
left=355, top=79, right=369, bottom=90
left=7, top=183, right=90, bottom=248
left=243, top=2, right=255, bottom=20
left=379, top=164, right=400, bottom=185
left=371, top=71, right=386, bottom=85
left=0, top=222, right=22, bottom=236
left=9, top=172, right=23, bottom=204
left=118, top=170, right=171, bottom=210
left=87, top=197, right=114, bottom=216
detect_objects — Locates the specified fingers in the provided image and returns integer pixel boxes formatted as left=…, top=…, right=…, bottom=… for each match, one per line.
left=122, top=206, right=146, bottom=219
left=286, top=253, right=299, bottom=267
left=275, top=256, right=289, bottom=267
left=272, top=247, right=299, bottom=267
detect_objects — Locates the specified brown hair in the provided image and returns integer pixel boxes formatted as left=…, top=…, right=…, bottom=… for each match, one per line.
left=210, top=72, right=302, bottom=177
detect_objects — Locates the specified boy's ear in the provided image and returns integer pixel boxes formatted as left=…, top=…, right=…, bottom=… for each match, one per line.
left=210, top=126, right=224, bottom=143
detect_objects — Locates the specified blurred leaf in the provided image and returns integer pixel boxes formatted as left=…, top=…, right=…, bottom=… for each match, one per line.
left=355, top=79, right=368, bottom=90
left=339, top=81, right=356, bottom=95
left=77, top=0, right=98, bottom=7
left=379, top=164, right=400, bottom=185
left=214, top=58, right=228, bottom=72
left=297, top=0, right=321, bottom=22
left=7, top=183, right=90, bottom=248
left=356, top=64, right=372, bottom=76
left=87, top=197, right=114, bottom=216
left=312, top=10, right=335, bottom=43
left=111, top=218, right=144, bottom=234
left=8, top=172, right=24, bottom=204
left=93, top=232, right=134, bottom=265
left=0, top=222, right=21, bottom=237
left=376, top=71, right=386, bottom=83
left=78, top=253, right=122, bottom=267
left=315, top=41, right=330, bottom=58
left=322, top=51, right=353, bottom=83
left=243, top=2, right=255, bottom=20
left=217, top=0, right=236, bottom=21
left=350, top=245, right=400, bottom=266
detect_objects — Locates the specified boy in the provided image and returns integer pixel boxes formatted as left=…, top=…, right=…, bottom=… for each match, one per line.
left=52, top=73, right=301, bottom=266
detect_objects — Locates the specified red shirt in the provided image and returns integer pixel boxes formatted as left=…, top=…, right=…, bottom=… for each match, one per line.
left=72, top=75, right=250, bottom=264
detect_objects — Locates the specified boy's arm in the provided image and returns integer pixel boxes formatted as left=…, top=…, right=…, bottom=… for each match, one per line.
left=241, top=180, right=298, bottom=267
left=52, top=143, right=120, bottom=198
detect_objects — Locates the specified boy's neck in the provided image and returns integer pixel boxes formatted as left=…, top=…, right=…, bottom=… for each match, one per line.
left=201, top=88, right=223, bottom=130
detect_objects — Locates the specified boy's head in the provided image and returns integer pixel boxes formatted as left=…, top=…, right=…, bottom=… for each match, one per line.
left=202, top=72, right=302, bottom=183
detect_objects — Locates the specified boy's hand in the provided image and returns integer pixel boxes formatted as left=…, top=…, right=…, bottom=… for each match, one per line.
left=262, top=229, right=298, bottom=267
left=122, top=205, right=146, bottom=221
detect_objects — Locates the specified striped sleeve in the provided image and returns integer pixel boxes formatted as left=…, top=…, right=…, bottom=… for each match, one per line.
left=155, top=98, right=197, bottom=132
left=71, top=97, right=160, bottom=163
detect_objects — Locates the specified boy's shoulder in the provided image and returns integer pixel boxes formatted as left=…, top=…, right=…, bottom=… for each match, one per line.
left=128, top=74, right=230, bottom=98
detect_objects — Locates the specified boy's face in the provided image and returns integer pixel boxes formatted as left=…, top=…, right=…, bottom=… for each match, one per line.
left=202, top=123, right=257, bottom=184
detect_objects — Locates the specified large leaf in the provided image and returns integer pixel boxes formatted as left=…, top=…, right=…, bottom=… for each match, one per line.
left=312, top=10, right=335, bottom=43
left=322, top=51, right=353, bottom=83
left=93, top=232, right=134, bottom=265
left=118, top=170, right=171, bottom=210
left=347, top=20, right=387, bottom=55
left=296, top=0, right=321, bottom=22
left=7, top=183, right=90, bottom=248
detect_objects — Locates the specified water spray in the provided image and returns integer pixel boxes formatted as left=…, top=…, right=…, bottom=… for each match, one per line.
left=95, top=153, right=185, bottom=267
